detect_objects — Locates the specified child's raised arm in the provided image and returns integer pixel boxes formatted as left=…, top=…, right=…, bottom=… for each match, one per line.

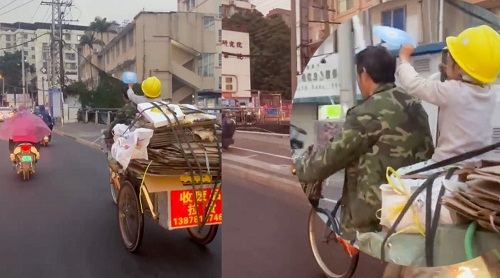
left=396, top=44, right=452, bottom=107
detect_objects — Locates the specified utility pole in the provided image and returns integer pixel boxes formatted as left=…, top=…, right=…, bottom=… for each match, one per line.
left=21, top=36, right=26, bottom=107
left=290, top=0, right=297, bottom=99
left=41, top=0, right=75, bottom=126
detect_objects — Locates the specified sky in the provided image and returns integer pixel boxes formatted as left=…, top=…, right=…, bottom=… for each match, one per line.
left=0, top=0, right=177, bottom=26
left=251, top=0, right=290, bottom=16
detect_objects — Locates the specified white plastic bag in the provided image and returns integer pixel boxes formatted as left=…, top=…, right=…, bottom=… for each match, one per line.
left=378, top=162, right=466, bottom=235
left=110, top=124, right=154, bottom=169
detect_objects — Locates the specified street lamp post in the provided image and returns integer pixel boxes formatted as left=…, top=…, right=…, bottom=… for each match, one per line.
left=0, top=75, right=4, bottom=106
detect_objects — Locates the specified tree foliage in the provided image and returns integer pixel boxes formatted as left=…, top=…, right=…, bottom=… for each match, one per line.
left=223, top=11, right=292, bottom=99
left=0, top=51, right=35, bottom=94
left=66, top=70, right=144, bottom=109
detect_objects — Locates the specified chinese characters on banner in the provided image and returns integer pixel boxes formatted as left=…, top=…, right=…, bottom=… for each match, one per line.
left=222, top=40, right=245, bottom=60
left=169, top=189, right=223, bottom=229
left=221, top=40, right=243, bottom=48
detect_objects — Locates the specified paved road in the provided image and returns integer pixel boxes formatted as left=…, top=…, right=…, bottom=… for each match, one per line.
left=0, top=135, right=220, bottom=277
left=222, top=170, right=386, bottom=278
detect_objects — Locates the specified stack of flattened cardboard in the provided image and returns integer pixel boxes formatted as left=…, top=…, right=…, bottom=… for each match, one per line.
left=442, top=165, right=500, bottom=232
left=127, top=110, right=221, bottom=176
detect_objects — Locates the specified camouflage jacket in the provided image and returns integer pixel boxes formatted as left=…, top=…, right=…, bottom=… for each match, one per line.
left=294, top=83, right=434, bottom=238
left=107, top=102, right=137, bottom=137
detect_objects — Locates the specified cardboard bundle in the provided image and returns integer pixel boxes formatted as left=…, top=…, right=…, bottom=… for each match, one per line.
left=127, top=104, right=221, bottom=176
left=442, top=165, right=500, bottom=232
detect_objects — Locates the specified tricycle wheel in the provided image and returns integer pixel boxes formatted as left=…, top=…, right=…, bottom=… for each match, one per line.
left=117, top=180, right=144, bottom=253
left=187, top=224, right=218, bottom=245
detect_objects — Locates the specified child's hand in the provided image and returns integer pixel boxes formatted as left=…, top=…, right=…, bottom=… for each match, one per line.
left=399, top=44, right=415, bottom=62
left=128, top=83, right=134, bottom=89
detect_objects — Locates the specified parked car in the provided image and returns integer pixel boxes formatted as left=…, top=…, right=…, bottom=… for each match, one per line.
left=0, top=107, right=14, bottom=122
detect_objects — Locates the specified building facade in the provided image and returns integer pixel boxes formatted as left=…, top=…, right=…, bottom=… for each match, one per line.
left=178, top=0, right=222, bottom=106
left=266, top=8, right=292, bottom=28
left=296, top=0, right=500, bottom=74
left=220, top=0, right=256, bottom=17
left=0, top=22, right=87, bottom=107
left=221, top=30, right=251, bottom=104
left=90, top=11, right=218, bottom=103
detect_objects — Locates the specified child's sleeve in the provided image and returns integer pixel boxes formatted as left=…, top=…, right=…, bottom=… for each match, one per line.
left=396, top=63, right=452, bottom=107
left=127, top=88, right=143, bottom=105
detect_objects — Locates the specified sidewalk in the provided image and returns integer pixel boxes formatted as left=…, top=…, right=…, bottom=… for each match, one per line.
left=53, top=122, right=343, bottom=199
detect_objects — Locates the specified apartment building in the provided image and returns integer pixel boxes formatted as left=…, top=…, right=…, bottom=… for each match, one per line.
left=0, top=22, right=87, bottom=106
left=220, top=0, right=256, bottom=17
left=178, top=0, right=223, bottom=107
left=266, top=8, right=292, bottom=28
left=296, top=0, right=500, bottom=73
left=90, top=11, right=217, bottom=103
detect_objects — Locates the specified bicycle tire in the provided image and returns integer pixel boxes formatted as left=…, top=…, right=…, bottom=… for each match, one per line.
left=308, top=207, right=359, bottom=278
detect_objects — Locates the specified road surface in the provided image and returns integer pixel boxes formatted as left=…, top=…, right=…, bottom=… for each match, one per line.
left=0, top=135, right=220, bottom=277
left=222, top=171, right=386, bottom=277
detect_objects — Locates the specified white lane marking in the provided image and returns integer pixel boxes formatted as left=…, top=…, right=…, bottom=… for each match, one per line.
left=230, top=146, right=292, bottom=160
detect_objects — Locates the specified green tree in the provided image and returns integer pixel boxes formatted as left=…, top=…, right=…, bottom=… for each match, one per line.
left=223, top=11, right=292, bottom=99
left=89, top=17, right=113, bottom=42
left=0, top=51, right=33, bottom=95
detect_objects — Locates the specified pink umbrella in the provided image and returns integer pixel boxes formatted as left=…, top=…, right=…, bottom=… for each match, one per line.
left=0, top=105, right=51, bottom=142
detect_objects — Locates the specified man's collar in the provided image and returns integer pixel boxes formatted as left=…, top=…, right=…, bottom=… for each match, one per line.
left=372, top=83, right=396, bottom=95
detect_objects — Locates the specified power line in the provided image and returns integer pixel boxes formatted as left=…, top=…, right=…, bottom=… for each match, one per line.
left=29, top=2, right=42, bottom=22
left=0, top=32, right=51, bottom=50
left=0, top=0, right=37, bottom=17
left=0, top=0, right=17, bottom=11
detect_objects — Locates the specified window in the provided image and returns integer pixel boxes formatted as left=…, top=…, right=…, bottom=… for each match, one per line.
left=43, top=53, right=49, bottom=60
left=31, top=46, right=35, bottom=50
left=31, top=55, right=35, bottom=59
left=337, top=0, right=354, bottom=13
left=65, top=53, right=76, bottom=60
left=224, top=76, right=234, bottom=91
left=129, top=31, right=134, bottom=47
left=65, top=62, right=77, bottom=70
left=43, top=61, right=47, bottom=69
left=6, top=43, right=11, bottom=48
left=6, top=35, right=11, bottom=41
left=186, top=0, right=195, bottom=11
left=219, top=76, right=222, bottom=89
left=23, top=43, right=28, bottom=47
left=77, top=35, right=82, bottom=41
left=64, top=34, right=71, bottom=41
left=381, top=7, right=406, bottom=31
left=122, top=38, right=127, bottom=52
left=218, top=6, right=223, bottom=18
left=218, top=30, right=222, bottom=42
left=24, top=51, right=28, bottom=56
left=23, top=34, right=28, bottom=39
left=197, top=53, right=214, bottom=77
left=204, top=16, right=215, bottom=30
left=218, top=53, right=222, bottom=66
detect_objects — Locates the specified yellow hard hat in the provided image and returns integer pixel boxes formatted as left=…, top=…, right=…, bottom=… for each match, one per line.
left=446, top=25, right=500, bottom=84
left=141, top=76, right=161, bottom=98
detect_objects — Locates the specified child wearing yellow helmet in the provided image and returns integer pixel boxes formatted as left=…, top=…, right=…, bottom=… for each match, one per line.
left=126, top=76, right=163, bottom=105
left=397, top=25, right=500, bottom=165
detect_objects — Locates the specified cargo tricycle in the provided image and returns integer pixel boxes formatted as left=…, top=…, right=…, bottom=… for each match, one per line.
left=105, top=102, right=222, bottom=252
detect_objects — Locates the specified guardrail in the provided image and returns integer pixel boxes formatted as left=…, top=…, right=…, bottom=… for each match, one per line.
left=75, top=106, right=291, bottom=126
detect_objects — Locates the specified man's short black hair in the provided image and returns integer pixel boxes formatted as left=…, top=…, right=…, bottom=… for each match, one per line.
left=355, top=45, right=396, bottom=84
left=122, top=86, right=129, bottom=101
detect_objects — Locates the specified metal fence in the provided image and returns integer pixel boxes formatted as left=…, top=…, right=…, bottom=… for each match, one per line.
left=75, top=107, right=290, bottom=126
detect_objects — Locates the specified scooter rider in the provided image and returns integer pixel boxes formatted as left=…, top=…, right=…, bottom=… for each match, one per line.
left=222, top=112, right=236, bottom=149
left=34, top=105, right=54, bottom=139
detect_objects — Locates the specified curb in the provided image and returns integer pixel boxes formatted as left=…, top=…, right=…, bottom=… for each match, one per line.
left=53, top=129, right=102, bottom=151
left=236, top=130, right=289, bottom=138
left=222, top=162, right=304, bottom=198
